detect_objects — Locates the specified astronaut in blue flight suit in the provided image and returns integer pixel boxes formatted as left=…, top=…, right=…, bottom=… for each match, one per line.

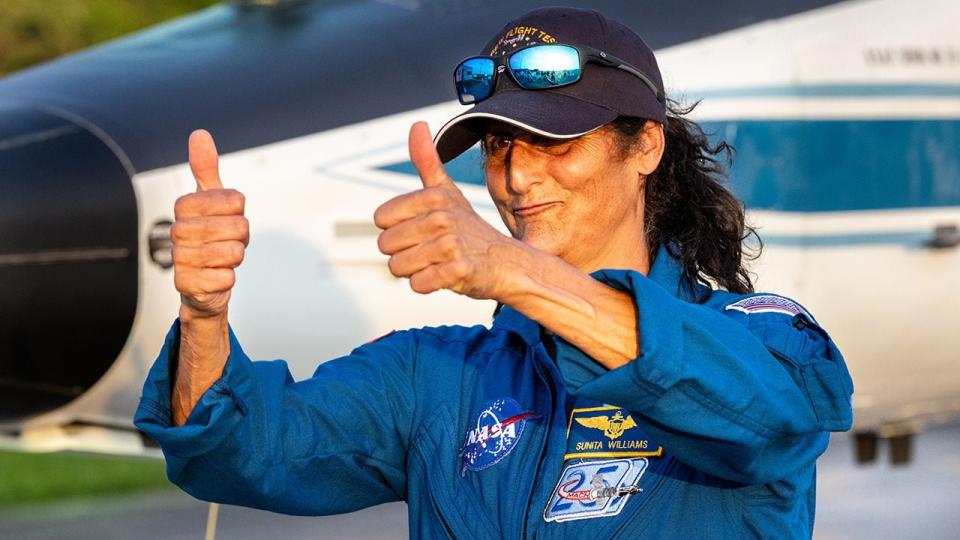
left=135, top=7, right=853, bottom=539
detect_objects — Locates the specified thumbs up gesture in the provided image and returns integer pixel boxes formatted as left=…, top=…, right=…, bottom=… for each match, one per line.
left=375, top=122, right=525, bottom=301
left=171, top=130, right=249, bottom=319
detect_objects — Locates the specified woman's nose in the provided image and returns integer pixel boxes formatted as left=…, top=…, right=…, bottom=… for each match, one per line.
left=505, top=141, right=546, bottom=195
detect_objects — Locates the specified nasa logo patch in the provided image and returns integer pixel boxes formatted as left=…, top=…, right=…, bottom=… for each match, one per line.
left=724, top=294, right=813, bottom=319
left=543, top=458, right=648, bottom=522
left=459, top=398, right=537, bottom=474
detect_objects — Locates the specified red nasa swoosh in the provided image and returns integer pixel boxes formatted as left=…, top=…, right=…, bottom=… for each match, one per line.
left=460, top=411, right=538, bottom=473
left=467, top=412, right=538, bottom=448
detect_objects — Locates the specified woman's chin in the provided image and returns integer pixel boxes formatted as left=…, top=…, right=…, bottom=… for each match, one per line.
left=518, top=233, right=564, bottom=258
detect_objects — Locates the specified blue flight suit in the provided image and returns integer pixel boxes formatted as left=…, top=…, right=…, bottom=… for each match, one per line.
left=134, top=245, right=853, bottom=539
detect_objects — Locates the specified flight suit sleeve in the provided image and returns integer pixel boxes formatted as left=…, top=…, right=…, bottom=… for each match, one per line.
left=551, top=269, right=854, bottom=485
left=133, top=320, right=415, bottom=516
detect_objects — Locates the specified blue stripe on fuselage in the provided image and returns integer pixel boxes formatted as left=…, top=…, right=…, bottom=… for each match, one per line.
left=755, top=231, right=934, bottom=247
left=379, top=149, right=487, bottom=189
left=379, top=118, right=960, bottom=213
left=701, top=118, right=960, bottom=212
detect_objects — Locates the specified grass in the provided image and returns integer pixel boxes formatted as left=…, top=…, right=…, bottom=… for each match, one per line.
left=0, top=450, right=173, bottom=507
left=0, top=0, right=222, bottom=76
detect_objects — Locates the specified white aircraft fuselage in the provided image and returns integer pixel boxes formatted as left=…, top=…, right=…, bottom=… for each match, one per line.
left=0, top=0, right=956, bottom=462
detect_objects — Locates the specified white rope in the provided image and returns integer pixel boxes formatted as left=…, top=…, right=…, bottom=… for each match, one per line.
left=204, top=502, right=220, bottom=540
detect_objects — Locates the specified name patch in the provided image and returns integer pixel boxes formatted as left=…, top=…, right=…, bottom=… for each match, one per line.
left=565, top=405, right=662, bottom=461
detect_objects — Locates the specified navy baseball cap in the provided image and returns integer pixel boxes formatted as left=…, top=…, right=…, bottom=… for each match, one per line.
left=434, top=7, right=667, bottom=163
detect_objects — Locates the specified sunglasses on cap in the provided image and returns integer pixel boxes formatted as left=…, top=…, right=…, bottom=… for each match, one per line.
left=454, top=43, right=665, bottom=106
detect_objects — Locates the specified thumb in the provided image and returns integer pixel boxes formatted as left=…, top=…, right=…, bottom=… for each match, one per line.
left=409, top=121, right=453, bottom=189
left=188, top=129, right=223, bottom=191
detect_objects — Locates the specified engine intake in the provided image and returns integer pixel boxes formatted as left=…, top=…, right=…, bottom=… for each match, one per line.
left=0, top=106, right=138, bottom=422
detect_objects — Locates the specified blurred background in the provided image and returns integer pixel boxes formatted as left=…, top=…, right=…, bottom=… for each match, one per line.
left=0, top=0, right=957, bottom=538
left=0, top=0, right=216, bottom=516
left=0, top=1, right=219, bottom=76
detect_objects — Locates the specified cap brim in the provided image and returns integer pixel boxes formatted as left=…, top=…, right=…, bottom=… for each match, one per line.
left=434, top=90, right=619, bottom=163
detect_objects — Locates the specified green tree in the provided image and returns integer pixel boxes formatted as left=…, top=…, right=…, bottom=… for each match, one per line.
left=0, top=0, right=221, bottom=76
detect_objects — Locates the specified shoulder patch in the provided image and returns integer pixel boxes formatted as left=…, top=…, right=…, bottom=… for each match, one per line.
left=724, top=295, right=813, bottom=320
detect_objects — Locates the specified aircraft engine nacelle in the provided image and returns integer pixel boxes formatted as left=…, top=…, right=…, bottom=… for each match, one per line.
left=0, top=105, right=138, bottom=422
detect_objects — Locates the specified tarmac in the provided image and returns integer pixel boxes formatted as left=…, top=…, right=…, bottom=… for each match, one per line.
left=1, top=422, right=958, bottom=539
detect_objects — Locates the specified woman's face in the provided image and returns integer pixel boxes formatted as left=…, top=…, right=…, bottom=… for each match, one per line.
left=483, top=122, right=661, bottom=271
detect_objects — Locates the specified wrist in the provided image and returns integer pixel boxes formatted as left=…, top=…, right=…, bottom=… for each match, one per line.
left=179, top=303, right=228, bottom=325
left=493, top=240, right=547, bottom=306
left=177, top=305, right=230, bottom=375
left=172, top=306, right=230, bottom=426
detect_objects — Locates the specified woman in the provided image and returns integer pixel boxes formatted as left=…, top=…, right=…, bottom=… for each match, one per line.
left=136, top=7, right=853, bottom=539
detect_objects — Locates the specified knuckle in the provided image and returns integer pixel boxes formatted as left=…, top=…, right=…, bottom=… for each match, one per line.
left=429, top=209, right=453, bottom=231
left=227, top=189, right=246, bottom=212
left=410, top=275, right=430, bottom=294
left=451, top=260, right=470, bottom=279
left=173, top=194, right=191, bottom=216
left=376, top=231, right=390, bottom=254
left=373, top=208, right=385, bottom=228
left=387, top=256, right=401, bottom=276
left=439, top=233, right=459, bottom=256
left=203, top=269, right=234, bottom=293
left=170, top=222, right=185, bottom=243
left=235, top=216, right=250, bottom=238
left=174, top=272, right=191, bottom=293
left=230, top=241, right=245, bottom=264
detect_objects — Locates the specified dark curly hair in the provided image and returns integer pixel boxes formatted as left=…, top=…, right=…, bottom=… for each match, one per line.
left=609, top=100, right=761, bottom=298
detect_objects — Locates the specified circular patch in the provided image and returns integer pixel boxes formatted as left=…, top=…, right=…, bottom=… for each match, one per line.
left=460, top=397, right=536, bottom=474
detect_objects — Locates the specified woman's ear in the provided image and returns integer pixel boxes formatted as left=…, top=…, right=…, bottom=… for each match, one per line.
left=636, top=121, right=665, bottom=176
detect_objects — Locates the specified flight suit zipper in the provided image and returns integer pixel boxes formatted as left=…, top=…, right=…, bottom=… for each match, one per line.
left=429, top=493, right=457, bottom=539
left=521, top=342, right=557, bottom=540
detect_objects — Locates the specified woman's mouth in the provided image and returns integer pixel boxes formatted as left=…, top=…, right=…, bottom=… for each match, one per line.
left=513, top=201, right=560, bottom=217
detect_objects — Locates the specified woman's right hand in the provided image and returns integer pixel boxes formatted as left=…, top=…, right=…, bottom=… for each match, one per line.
left=172, top=129, right=249, bottom=319
left=170, top=129, right=248, bottom=425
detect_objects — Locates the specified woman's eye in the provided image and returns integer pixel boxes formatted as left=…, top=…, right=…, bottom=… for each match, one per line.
left=487, top=135, right=513, bottom=153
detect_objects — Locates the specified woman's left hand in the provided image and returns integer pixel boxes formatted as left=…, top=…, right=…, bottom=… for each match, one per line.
left=374, top=122, right=528, bottom=300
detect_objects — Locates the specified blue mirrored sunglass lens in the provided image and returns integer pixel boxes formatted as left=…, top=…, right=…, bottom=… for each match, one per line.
left=509, top=45, right=580, bottom=89
left=456, top=58, right=495, bottom=103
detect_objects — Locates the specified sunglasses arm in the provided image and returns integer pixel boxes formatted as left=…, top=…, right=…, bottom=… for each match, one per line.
left=593, top=50, right=666, bottom=104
